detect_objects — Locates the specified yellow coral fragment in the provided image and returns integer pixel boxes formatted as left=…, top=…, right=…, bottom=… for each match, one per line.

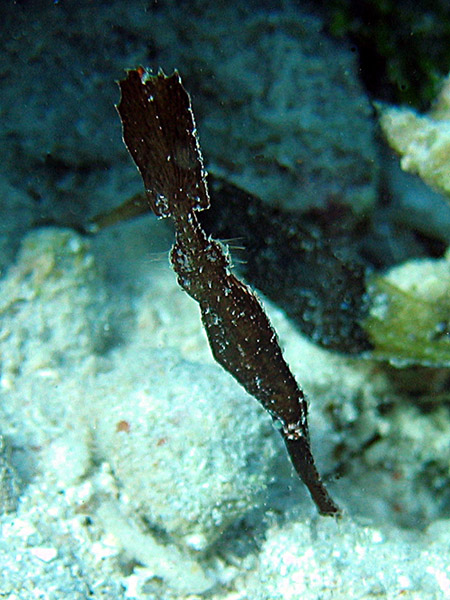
left=379, top=74, right=450, bottom=200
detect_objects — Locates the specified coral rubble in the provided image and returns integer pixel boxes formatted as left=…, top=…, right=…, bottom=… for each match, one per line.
left=379, top=74, right=450, bottom=200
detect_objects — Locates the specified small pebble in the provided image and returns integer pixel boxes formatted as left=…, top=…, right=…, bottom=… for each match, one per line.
left=30, top=547, right=58, bottom=562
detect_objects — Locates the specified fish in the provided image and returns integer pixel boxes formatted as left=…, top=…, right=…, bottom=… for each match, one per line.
left=116, top=67, right=340, bottom=516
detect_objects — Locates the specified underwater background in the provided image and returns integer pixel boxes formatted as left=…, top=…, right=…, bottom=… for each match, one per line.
left=1, top=0, right=450, bottom=598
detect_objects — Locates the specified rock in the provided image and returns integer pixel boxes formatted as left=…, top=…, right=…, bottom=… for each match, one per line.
left=91, top=340, right=278, bottom=551
left=379, top=73, right=450, bottom=201
left=153, top=6, right=379, bottom=213
left=0, top=228, right=115, bottom=380
left=246, top=516, right=450, bottom=599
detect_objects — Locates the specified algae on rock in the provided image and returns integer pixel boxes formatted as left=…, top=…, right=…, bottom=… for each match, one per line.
left=364, top=249, right=450, bottom=366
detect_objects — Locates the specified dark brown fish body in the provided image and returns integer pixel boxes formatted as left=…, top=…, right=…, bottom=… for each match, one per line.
left=117, top=68, right=339, bottom=516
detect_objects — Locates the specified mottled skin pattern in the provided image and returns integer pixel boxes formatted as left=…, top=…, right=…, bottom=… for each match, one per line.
left=117, top=68, right=339, bottom=516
